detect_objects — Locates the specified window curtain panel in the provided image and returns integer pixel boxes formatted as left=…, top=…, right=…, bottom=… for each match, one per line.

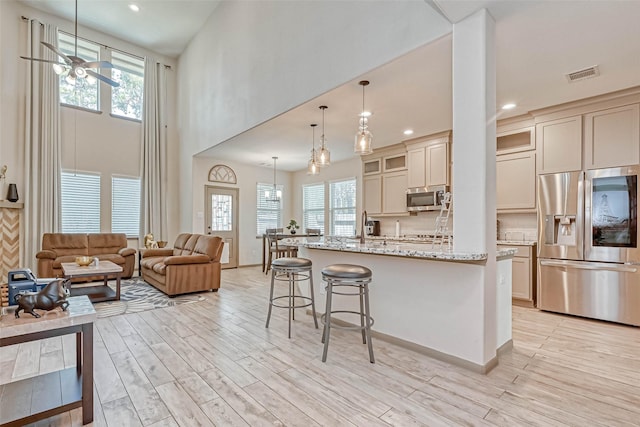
left=23, top=20, right=62, bottom=270
left=140, top=57, right=168, bottom=242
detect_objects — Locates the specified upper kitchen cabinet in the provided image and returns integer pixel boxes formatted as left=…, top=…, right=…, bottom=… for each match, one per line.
left=405, top=131, right=451, bottom=188
left=496, top=151, right=536, bottom=211
left=496, top=126, right=535, bottom=155
left=584, top=103, right=640, bottom=169
left=536, top=116, right=582, bottom=174
left=362, top=143, right=409, bottom=216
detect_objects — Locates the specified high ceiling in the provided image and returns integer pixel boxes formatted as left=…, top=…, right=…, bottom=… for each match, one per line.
left=19, top=0, right=640, bottom=171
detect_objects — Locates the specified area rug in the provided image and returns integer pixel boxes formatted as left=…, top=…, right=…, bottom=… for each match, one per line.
left=93, top=278, right=206, bottom=318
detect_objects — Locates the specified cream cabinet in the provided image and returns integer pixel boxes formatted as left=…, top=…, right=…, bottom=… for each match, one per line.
left=496, top=151, right=536, bottom=211
left=382, top=171, right=408, bottom=214
left=404, top=131, right=451, bottom=188
left=407, top=147, right=426, bottom=188
left=383, top=153, right=407, bottom=172
left=426, top=141, right=449, bottom=186
left=497, top=126, right=535, bottom=155
left=498, top=244, right=537, bottom=307
left=363, top=158, right=382, bottom=175
left=363, top=175, right=382, bottom=214
left=536, top=115, right=582, bottom=173
left=584, top=103, right=640, bottom=169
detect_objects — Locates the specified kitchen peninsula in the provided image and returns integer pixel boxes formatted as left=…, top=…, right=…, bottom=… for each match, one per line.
left=284, top=237, right=516, bottom=372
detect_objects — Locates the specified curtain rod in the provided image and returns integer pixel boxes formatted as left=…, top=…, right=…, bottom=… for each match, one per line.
left=21, top=15, right=172, bottom=69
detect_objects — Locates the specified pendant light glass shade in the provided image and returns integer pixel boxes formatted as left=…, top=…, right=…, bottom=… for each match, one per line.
left=307, top=124, right=320, bottom=175
left=354, top=80, right=373, bottom=155
left=318, top=105, right=330, bottom=167
left=265, top=156, right=282, bottom=202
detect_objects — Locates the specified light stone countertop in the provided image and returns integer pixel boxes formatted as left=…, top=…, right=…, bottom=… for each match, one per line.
left=1, top=296, right=96, bottom=339
left=497, top=240, right=537, bottom=246
left=282, top=237, right=517, bottom=262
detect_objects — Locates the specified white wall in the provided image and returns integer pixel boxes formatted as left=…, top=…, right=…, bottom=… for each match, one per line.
left=178, top=0, right=451, bottom=232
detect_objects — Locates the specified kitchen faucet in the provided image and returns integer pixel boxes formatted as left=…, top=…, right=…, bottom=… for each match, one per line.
left=360, top=210, right=367, bottom=244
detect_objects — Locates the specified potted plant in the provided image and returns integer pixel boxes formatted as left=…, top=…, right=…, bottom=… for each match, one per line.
left=286, top=219, right=300, bottom=234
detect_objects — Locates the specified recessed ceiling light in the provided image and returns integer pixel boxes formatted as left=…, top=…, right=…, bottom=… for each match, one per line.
left=403, top=129, right=414, bottom=136
left=359, top=111, right=372, bottom=118
left=501, top=103, right=516, bottom=110
left=129, top=4, right=140, bottom=12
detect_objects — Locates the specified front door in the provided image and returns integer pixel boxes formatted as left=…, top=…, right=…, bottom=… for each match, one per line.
left=205, top=186, right=239, bottom=269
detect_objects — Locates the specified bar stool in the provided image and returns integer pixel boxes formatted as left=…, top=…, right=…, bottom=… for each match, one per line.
left=265, top=257, right=318, bottom=338
left=320, top=264, right=374, bottom=363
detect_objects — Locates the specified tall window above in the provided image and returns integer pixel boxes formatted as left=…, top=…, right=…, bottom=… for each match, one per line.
left=329, top=178, right=357, bottom=236
left=58, top=32, right=99, bottom=111
left=112, top=176, right=141, bottom=237
left=61, top=171, right=101, bottom=233
left=303, top=183, right=325, bottom=234
left=257, top=183, right=283, bottom=235
left=111, top=51, right=144, bottom=120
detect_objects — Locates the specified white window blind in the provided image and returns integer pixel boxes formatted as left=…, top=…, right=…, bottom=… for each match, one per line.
left=303, top=183, right=325, bottom=234
left=61, top=171, right=101, bottom=233
left=329, top=178, right=356, bottom=236
left=111, top=51, right=144, bottom=120
left=58, top=32, right=99, bottom=110
left=112, top=176, right=141, bottom=237
left=257, top=183, right=283, bottom=235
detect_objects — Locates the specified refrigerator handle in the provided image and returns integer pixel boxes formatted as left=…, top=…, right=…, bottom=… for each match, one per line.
left=540, top=259, right=638, bottom=273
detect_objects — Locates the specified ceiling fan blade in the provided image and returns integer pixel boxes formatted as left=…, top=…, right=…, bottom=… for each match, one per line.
left=41, top=42, right=72, bottom=64
left=81, top=61, right=114, bottom=69
left=86, top=69, right=120, bottom=87
left=20, top=56, right=69, bottom=66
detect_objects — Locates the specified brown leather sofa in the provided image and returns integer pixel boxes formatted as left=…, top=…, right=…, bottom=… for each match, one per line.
left=36, top=233, right=136, bottom=279
left=140, top=233, right=224, bottom=296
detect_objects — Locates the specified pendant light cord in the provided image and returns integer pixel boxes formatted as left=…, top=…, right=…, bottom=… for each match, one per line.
left=74, top=0, right=78, bottom=57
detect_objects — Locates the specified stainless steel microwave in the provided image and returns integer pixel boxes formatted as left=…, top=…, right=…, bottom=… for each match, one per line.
left=406, top=185, right=448, bottom=211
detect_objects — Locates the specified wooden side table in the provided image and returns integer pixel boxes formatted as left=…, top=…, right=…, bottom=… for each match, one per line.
left=0, top=296, right=96, bottom=426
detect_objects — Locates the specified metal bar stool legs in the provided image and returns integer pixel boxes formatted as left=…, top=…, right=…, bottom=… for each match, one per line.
left=321, top=264, right=374, bottom=363
left=265, top=257, right=318, bottom=338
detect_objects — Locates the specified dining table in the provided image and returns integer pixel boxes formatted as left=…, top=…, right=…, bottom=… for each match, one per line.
left=261, top=233, right=321, bottom=272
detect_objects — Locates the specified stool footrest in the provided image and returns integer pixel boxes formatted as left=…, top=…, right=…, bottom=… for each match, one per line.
left=270, top=295, right=315, bottom=310
left=320, top=310, right=375, bottom=330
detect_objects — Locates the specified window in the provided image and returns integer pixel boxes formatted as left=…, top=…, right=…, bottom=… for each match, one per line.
left=111, top=176, right=141, bottom=237
left=61, top=171, right=101, bottom=233
left=257, top=183, right=283, bottom=235
left=303, top=183, right=325, bottom=234
left=329, top=178, right=357, bottom=236
left=111, top=51, right=144, bottom=120
left=58, top=32, right=99, bottom=110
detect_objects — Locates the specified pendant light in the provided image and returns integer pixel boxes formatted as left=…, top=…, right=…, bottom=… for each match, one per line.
left=354, top=80, right=373, bottom=155
left=317, top=105, right=331, bottom=167
left=307, top=124, right=320, bottom=175
left=265, top=156, right=282, bottom=202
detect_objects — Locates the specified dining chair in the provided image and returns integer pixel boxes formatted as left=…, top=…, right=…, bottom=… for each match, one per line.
left=265, top=228, right=298, bottom=274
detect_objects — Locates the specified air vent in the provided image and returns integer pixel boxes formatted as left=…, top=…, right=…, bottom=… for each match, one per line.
left=565, top=65, right=600, bottom=83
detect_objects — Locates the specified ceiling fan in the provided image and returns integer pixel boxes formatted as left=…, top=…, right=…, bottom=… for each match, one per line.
left=20, top=0, right=119, bottom=87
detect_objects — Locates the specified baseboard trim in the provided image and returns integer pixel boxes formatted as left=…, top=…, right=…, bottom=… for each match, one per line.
left=309, top=309, right=502, bottom=374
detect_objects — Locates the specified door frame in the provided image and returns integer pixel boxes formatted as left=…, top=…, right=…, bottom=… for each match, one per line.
left=205, top=185, right=239, bottom=269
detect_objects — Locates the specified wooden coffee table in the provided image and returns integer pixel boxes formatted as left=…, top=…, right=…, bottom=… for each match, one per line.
left=61, top=260, right=123, bottom=302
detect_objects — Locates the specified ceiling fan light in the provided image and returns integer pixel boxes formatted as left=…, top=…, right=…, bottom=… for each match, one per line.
left=74, top=66, right=86, bottom=78
left=65, top=73, right=76, bottom=85
left=52, top=64, right=65, bottom=75
left=86, top=73, right=97, bottom=84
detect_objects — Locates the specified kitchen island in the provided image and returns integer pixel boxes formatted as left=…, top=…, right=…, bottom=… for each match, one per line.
left=283, top=237, right=516, bottom=372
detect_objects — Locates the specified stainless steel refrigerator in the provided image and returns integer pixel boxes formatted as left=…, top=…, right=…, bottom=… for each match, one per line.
left=537, top=165, right=640, bottom=326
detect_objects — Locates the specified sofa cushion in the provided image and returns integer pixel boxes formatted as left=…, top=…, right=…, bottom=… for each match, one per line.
left=52, top=255, right=83, bottom=268
left=141, top=256, right=166, bottom=271
left=152, top=262, right=167, bottom=274
left=172, top=234, right=191, bottom=256
left=42, top=233, right=89, bottom=257
left=95, top=254, right=126, bottom=265
left=88, top=233, right=127, bottom=255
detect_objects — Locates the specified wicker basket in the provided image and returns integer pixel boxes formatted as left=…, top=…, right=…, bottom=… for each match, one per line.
left=1, top=282, right=8, bottom=307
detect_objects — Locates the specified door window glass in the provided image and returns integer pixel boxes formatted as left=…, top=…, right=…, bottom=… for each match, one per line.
left=592, top=176, right=637, bottom=248
left=211, top=194, right=232, bottom=231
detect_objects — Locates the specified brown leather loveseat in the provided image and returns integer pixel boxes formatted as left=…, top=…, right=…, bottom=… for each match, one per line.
left=36, top=233, right=136, bottom=279
left=140, top=233, right=224, bottom=296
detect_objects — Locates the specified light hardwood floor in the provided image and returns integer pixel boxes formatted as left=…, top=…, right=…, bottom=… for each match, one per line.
left=2, top=266, right=640, bottom=426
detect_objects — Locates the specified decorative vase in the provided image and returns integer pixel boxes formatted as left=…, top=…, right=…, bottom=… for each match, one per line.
left=290, top=229, right=296, bottom=235
left=7, top=183, right=18, bottom=202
